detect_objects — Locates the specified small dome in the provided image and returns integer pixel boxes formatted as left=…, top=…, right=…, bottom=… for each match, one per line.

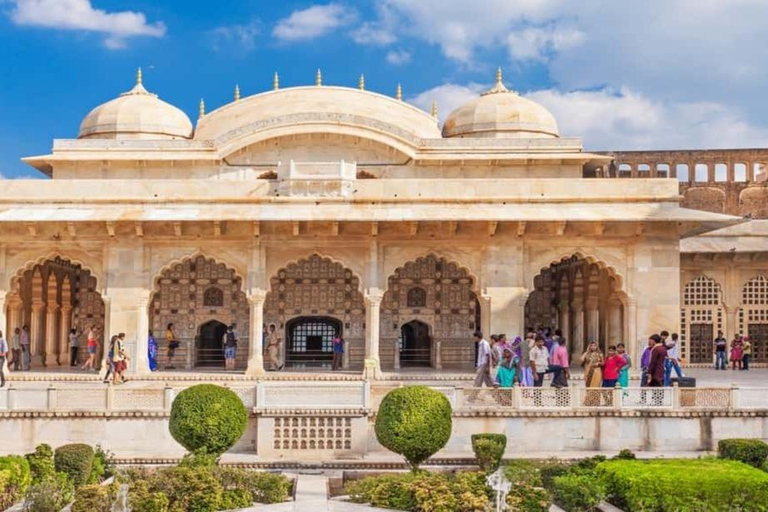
left=442, top=69, right=559, bottom=139
left=78, top=69, right=193, bottom=140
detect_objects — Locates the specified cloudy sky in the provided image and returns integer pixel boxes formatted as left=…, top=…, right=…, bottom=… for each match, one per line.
left=1, top=0, right=767, bottom=178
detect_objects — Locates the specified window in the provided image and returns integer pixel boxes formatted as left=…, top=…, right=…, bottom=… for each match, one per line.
left=715, top=163, right=728, bottom=182
left=287, top=317, right=340, bottom=354
left=694, top=164, right=709, bottom=182
left=407, top=287, right=427, bottom=307
left=735, top=163, right=747, bottom=182
left=656, top=164, right=670, bottom=178
left=676, top=164, right=689, bottom=182
left=203, top=287, right=224, bottom=307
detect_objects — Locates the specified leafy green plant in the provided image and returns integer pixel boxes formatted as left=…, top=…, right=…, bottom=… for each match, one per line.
left=54, top=444, right=94, bottom=488
left=169, top=384, right=248, bottom=456
left=504, top=460, right=544, bottom=487
left=87, top=445, right=115, bottom=484
left=213, top=467, right=291, bottom=504
left=219, top=488, right=253, bottom=509
left=718, top=439, right=768, bottom=468
left=127, top=480, right=168, bottom=512
left=551, top=473, right=606, bottom=512
left=25, top=444, right=54, bottom=484
left=471, top=434, right=507, bottom=472
left=613, top=449, right=636, bottom=460
left=23, top=472, right=74, bottom=512
left=145, top=466, right=224, bottom=512
left=0, top=455, right=32, bottom=509
left=71, top=482, right=119, bottom=512
left=506, top=484, right=551, bottom=512
left=374, top=386, right=453, bottom=471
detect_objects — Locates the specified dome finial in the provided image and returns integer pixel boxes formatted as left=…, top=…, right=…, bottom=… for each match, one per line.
left=136, top=67, right=143, bottom=86
left=359, top=74, right=365, bottom=91
left=431, top=100, right=438, bottom=119
left=483, top=67, right=511, bottom=95
left=198, top=98, right=205, bottom=119
left=496, top=67, right=503, bottom=85
left=234, top=83, right=240, bottom=101
left=396, top=83, right=402, bottom=101
left=316, top=68, right=322, bottom=87
left=273, top=72, right=280, bottom=91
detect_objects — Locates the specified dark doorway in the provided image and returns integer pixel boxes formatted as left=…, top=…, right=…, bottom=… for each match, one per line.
left=197, top=320, right=227, bottom=367
left=689, top=323, right=714, bottom=364
left=748, top=323, right=768, bottom=362
left=286, top=317, right=340, bottom=368
left=400, top=320, right=431, bottom=367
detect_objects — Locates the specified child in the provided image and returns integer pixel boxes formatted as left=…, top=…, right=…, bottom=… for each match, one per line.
left=730, top=338, right=743, bottom=371
left=602, top=345, right=626, bottom=388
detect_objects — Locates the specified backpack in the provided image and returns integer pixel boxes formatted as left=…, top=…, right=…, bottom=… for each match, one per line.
left=225, top=331, right=237, bottom=348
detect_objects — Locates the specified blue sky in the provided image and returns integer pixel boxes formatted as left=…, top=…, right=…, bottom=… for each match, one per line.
left=2, top=0, right=768, bottom=178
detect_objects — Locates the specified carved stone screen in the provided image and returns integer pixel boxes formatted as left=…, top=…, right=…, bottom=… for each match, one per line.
left=264, top=255, right=365, bottom=369
left=740, top=275, right=768, bottom=362
left=381, top=254, right=478, bottom=370
left=150, top=256, right=250, bottom=369
left=681, top=275, right=723, bottom=363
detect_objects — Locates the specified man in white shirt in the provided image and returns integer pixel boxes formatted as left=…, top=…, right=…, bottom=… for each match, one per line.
left=473, top=331, right=495, bottom=387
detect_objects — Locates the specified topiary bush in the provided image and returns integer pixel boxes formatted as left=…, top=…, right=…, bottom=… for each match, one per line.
left=144, top=466, right=224, bottom=512
left=169, top=384, right=248, bottom=456
left=213, top=467, right=291, bottom=504
left=71, top=482, right=119, bottom=512
left=374, top=385, right=453, bottom=471
left=718, top=438, right=768, bottom=468
left=551, top=473, right=606, bottom=512
left=127, top=480, right=169, bottom=512
left=23, top=472, right=75, bottom=512
left=613, top=449, right=636, bottom=460
left=54, top=444, right=94, bottom=488
left=25, top=444, right=54, bottom=484
left=0, top=456, right=32, bottom=509
left=471, top=434, right=507, bottom=472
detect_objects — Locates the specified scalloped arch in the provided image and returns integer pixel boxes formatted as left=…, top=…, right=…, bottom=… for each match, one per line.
left=530, top=250, right=626, bottom=297
left=385, top=252, right=480, bottom=293
left=7, top=253, right=103, bottom=294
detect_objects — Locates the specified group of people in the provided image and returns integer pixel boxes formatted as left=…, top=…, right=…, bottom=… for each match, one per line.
left=0, top=326, right=31, bottom=373
left=713, top=331, right=752, bottom=371
left=149, top=322, right=240, bottom=371
left=473, top=326, right=689, bottom=390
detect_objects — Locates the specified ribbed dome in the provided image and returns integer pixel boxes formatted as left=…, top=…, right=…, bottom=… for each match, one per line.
left=443, top=70, right=559, bottom=139
left=78, top=70, right=193, bottom=140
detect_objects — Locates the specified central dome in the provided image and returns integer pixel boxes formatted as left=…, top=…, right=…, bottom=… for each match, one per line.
left=443, top=70, right=559, bottom=139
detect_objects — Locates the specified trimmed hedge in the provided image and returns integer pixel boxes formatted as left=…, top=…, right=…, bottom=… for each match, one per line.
left=0, top=455, right=32, bottom=509
left=374, top=386, right=453, bottom=471
left=471, top=434, right=507, bottom=472
left=169, top=384, right=248, bottom=456
left=598, top=458, right=768, bottom=511
left=551, top=473, right=605, bottom=512
left=719, top=438, right=768, bottom=468
left=54, top=443, right=95, bottom=488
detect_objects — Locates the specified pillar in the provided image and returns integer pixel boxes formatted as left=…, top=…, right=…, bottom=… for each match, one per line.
left=99, top=295, right=112, bottom=377
left=58, top=306, right=72, bottom=365
left=607, top=297, right=622, bottom=345
left=586, top=298, right=600, bottom=349
left=8, top=297, right=22, bottom=339
left=30, top=302, right=44, bottom=367
left=0, top=292, right=7, bottom=375
left=132, top=293, right=151, bottom=375
left=724, top=305, right=737, bottom=343
left=479, top=295, right=491, bottom=337
left=571, top=301, right=584, bottom=354
left=558, top=303, right=570, bottom=351
left=44, top=306, right=58, bottom=367
left=625, top=296, right=639, bottom=365
left=245, top=290, right=266, bottom=377
left=364, top=289, right=384, bottom=379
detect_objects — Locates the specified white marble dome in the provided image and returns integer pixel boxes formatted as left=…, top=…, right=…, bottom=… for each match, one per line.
left=78, top=70, right=193, bottom=140
left=443, top=70, right=559, bottom=139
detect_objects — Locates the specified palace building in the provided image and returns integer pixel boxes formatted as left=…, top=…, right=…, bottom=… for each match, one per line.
left=1, top=68, right=767, bottom=377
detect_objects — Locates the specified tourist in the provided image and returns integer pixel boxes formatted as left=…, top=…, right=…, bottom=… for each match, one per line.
left=664, top=333, right=684, bottom=385
left=489, top=335, right=502, bottom=382
left=165, top=323, right=179, bottom=370
left=0, top=330, right=7, bottom=387
left=20, top=325, right=30, bottom=371
left=580, top=341, right=604, bottom=388
left=473, top=331, right=495, bottom=388
left=729, top=336, right=743, bottom=371
left=713, top=330, right=727, bottom=370
left=495, top=349, right=519, bottom=388
left=602, top=345, right=625, bottom=388
left=68, top=328, right=80, bottom=367
left=332, top=334, right=344, bottom=371
left=550, top=338, right=570, bottom=388
left=102, top=335, right=117, bottom=383
left=148, top=330, right=158, bottom=371
left=519, top=333, right=535, bottom=387
left=529, top=336, right=551, bottom=387
left=498, top=333, right=509, bottom=353
left=10, top=327, right=21, bottom=371
left=742, top=336, right=752, bottom=371
left=223, top=324, right=238, bottom=371
left=112, top=333, right=128, bottom=384
left=81, top=325, right=99, bottom=372
left=646, top=334, right=667, bottom=387
left=266, top=324, right=282, bottom=371
left=617, top=343, right=631, bottom=389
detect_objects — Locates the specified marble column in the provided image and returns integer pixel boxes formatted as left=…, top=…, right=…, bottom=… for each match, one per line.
left=132, top=293, right=151, bottom=375
left=44, top=306, right=59, bottom=367
left=30, top=303, right=44, bottom=367
left=479, top=294, right=491, bottom=338
left=586, top=298, right=600, bottom=349
left=245, top=290, right=266, bottom=377
left=607, top=298, right=623, bottom=345
left=558, top=303, right=570, bottom=351
left=58, top=306, right=72, bottom=365
left=625, top=296, right=639, bottom=365
left=571, top=302, right=584, bottom=354
left=364, top=289, right=384, bottom=379
left=0, top=292, right=7, bottom=375
left=8, top=298, right=22, bottom=338
left=724, top=305, right=738, bottom=343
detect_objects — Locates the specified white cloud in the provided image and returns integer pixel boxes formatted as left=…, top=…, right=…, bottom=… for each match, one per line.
left=506, top=25, right=583, bottom=62
left=273, top=3, right=356, bottom=42
left=9, top=0, right=165, bottom=49
left=209, top=20, right=261, bottom=53
left=385, top=49, right=411, bottom=65
left=351, top=21, right=396, bottom=45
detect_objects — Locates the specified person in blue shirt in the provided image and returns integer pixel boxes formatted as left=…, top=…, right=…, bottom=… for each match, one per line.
left=332, top=335, right=344, bottom=371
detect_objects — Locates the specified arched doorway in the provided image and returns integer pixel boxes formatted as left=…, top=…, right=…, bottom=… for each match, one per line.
left=399, top=320, right=431, bottom=367
left=285, top=316, right=341, bottom=368
left=197, top=320, right=227, bottom=367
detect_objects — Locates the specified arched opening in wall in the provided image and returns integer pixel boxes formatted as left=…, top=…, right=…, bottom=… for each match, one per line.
left=734, top=163, right=747, bottom=182
left=715, top=163, right=728, bottom=182
left=265, top=254, right=365, bottom=371
left=382, top=254, right=480, bottom=371
left=618, top=164, right=632, bottom=178
left=285, top=316, right=341, bottom=368
left=6, top=257, right=104, bottom=369
left=656, top=164, right=670, bottom=178
left=676, top=164, right=690, bottom=182
left=739, top=275, right=768, bottom=362
left=754, top=162, right=767, bottom=182
left=526, top=255, right=625, bottom=357
left=694, top=164, right=709, bottom=182
left=150, top=255, right=250, bottom=371
left=398, top=320, right=432, bottom=367
left=680, top=275, right=723, bottom=364
left=637, top=164, right=651, bottom=175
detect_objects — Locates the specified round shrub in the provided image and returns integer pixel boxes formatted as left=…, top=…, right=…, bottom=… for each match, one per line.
left=718, top=439, right=768, bottom=468
left=169, top=384, right=248, bottom=456
left=471, top=433, right=507, bottom=472
left=71, top=482, right=119, bottom=512
left=613, top=449, right=636, bottom=460
left=54, top=444, right=94, bottom=488
left=25, top=444, right=54, bottom=484
left=552, top=473, right=606, bottom=512
left=374, top=385, right=453, bottom=471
